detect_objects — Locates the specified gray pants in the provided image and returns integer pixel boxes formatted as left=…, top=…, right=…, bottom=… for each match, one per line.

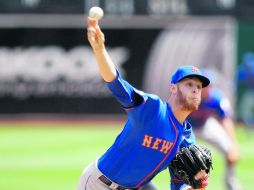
left=77, top=159, right=157, bottom=190
left=194, top=117, right=243, bottom=190
left=194, top=117, right=232, bottom=155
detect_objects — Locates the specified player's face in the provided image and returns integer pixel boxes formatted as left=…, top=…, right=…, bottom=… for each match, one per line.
left=176, top=78, right=202, bottom=111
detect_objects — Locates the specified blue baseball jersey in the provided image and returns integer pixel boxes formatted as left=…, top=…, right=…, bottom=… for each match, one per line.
left=188, top=87, right=232, bottom=128
left=97, top=70, right=195, bottom=189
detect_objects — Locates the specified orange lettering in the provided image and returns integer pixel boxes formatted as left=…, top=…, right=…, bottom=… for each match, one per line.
left=142, top=135, right=153, bottom=148
left=160, top=140, right=173, bottom=154
left=151, top=138, right=162, bottom=150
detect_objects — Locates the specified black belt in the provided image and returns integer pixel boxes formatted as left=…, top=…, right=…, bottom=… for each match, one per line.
left=98, top=175, right=139, bottom=190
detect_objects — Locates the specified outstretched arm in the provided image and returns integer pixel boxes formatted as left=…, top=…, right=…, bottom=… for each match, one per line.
left=87, top=17, right=117, bottom=82
left=87, top=17, right=145, bottom=108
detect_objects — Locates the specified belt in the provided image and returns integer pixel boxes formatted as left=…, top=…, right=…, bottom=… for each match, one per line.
left=98, top=175, right=139, bottom=190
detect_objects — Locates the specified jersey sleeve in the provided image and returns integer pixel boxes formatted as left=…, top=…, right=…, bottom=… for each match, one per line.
left=106, top=69, right=145, bottom=108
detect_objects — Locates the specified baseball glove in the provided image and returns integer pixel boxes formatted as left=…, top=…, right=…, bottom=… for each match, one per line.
left=169, top=144, right=212, bottom=189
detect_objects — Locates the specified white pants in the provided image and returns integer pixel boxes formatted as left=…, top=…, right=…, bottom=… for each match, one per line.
left=194, top=117, right=232, bottom=155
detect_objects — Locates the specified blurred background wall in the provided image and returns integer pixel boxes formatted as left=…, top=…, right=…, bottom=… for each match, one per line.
left=0, top=0, right=253, bottom=127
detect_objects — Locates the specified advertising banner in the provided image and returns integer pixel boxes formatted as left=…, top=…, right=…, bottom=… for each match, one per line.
left=0, top=17, right=236, bottom=114
left=0, top=28, right=160, bottom=113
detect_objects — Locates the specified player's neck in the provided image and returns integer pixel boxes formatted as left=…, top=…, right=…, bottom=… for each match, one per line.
left=168, top=100, right=191, bottom=124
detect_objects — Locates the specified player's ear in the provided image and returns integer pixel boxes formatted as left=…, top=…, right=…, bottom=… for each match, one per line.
left=169, top=84, right=177, bottom=94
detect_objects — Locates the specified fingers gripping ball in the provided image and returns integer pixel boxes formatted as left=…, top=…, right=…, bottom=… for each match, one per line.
left=89, top=6, right=104, bottom=20
left=169, top=145, right=212, bottom=189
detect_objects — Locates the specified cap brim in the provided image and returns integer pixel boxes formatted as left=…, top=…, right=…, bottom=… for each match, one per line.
left=180, top=74, right=210, bottom=88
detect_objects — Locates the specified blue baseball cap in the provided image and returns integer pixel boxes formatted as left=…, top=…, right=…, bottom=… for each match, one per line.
left=171, top=65, right=210, bottom=87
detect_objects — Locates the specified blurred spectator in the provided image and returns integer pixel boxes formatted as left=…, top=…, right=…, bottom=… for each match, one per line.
left=237, top=52, right=254, bottom=129
left=188, top=69, right=243, bottom=190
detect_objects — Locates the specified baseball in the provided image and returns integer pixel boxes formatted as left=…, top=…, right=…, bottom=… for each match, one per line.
left=89, top=6, right=104, bottom=20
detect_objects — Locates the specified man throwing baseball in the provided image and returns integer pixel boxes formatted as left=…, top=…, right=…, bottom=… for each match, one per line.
left=78, top=17, right=212, bottom=190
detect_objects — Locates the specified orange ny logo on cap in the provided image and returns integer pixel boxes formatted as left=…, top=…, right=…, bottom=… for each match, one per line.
left=192, top=66, right=199, bottom=73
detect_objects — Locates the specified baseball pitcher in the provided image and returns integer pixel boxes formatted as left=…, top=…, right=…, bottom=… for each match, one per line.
left=77, top=17, right=212, bottom=190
